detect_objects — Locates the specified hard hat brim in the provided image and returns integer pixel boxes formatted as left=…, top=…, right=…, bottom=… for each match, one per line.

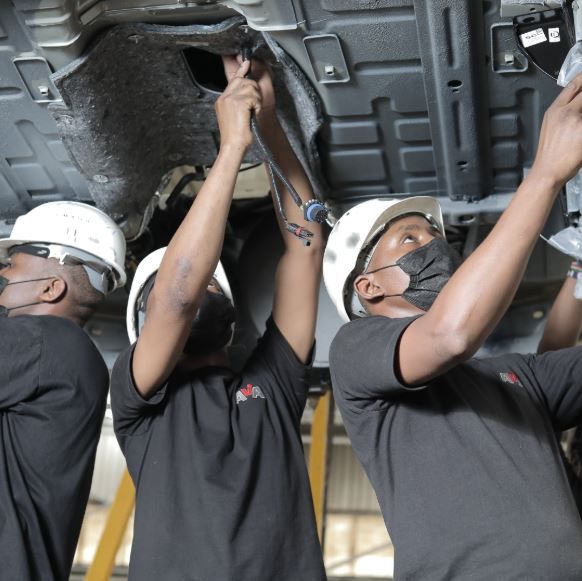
left=361, top=196, right=445, bottom=251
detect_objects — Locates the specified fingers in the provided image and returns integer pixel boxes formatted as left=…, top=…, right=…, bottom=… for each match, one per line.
left=233, top=59, right=251, bottom=79
left=217, top=78, right=262, bottom=115
left=224, top=78, right=261, bottom=102
left=571, top=87, right=582, bottom=112
left=553, top=73, right=582, bottom=107
left=222, top=56, right=250, bottom=81
left=221, top=55, right=239, bottom=81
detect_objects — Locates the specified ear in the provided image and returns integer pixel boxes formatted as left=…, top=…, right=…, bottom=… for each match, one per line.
left=39, top=277, right=67, bottom=304
left=354, top=274, right=385, bottom=302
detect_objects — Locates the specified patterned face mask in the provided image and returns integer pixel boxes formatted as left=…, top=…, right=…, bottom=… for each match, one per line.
left=365, top=238, right=462, bottom=311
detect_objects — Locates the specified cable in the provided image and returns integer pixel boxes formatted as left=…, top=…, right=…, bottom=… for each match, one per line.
left=238, top=162, right=263, bottom=172
left=241, top=46, right=327, bottom=245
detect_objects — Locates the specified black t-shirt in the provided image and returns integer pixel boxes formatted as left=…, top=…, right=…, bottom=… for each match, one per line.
left=0, top=315, right=109, bottom=581
left=110, top=317, right=326, bottom=581
left=330, top=315, right=582, bottom=581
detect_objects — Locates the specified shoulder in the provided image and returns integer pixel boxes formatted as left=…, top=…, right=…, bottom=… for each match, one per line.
left=0, top=314, right=44, bottom=339
left=251, top=315, right=313, bottom=372
left=111, top=342, right=174, bottom=403
left=330, top=315, right=423, bottom=410
left=37, top=315, right=108, bottom=377
left=0, top=316, right=44, bottom=381
left=34, top=314, right=87, bottom=337
left=330, top=315, right=417, bottom=364
left=0, top=315, right=85, bottom=354
left=111, top=343, right=135, bottom=389
left=38, top=315, right=100, bottom=351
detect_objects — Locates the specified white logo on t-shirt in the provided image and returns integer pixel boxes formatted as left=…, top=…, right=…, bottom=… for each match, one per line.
left=236, top=383, right=266, bottom=404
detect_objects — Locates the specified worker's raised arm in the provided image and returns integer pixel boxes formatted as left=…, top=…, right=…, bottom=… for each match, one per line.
left=224, top=56, right=323, bottom=363
left=398, top=76, right=582, bottom=386
left=131, top=60, right=260, bottom=398
left=538, top=270, right=582, bottom=353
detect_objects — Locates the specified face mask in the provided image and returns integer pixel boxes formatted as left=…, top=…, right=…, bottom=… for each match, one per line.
left=366, top=238, right=462, bottom=311
left=0, top=275, right=54, bottom=317
left=183, top=291, right=236, bottom=355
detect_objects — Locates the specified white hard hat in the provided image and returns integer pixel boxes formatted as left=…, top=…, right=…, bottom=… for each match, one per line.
left=323, top=197, right=445, bottom=322
left=126, top=247, right=234, bottom=344
left=0, top=201, right=126, bottom=294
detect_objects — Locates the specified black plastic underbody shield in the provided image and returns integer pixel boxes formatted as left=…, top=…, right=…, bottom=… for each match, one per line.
left=514, top=8, right=575, bottom=79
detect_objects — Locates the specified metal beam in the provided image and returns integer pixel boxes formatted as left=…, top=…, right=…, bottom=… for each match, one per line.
left=85, top=470, right=135, bottom=581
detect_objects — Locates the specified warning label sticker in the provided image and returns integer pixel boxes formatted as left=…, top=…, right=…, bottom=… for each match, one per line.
left=548, top=27, right=561, bottom=43
left=520, top=28, right=547, bottom=48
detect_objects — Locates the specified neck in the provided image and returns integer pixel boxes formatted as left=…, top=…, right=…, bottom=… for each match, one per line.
left=371, top=299, right=425, bottom=319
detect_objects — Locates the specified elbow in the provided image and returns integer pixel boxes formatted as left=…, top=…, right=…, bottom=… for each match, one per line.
left=153, top=257, right=202, bottom=315
left=150, top=284, right=199, bottom=319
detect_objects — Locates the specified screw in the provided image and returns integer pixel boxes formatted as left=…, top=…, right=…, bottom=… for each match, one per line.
left=93, top=174, right=109, bottom=184
left=324, top=65, right=336, bottom=76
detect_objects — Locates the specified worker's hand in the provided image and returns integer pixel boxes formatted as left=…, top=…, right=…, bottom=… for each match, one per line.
left=216, top=58, right=261, bottom=152
left=251, top=59, right=276, bottom=117
left=222, top=55, right=275, bottom=115
left=529, top=73, right=582, bottom=187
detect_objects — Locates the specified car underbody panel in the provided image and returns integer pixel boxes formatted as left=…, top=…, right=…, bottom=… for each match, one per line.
left=0, top=0, right=576, bottom=361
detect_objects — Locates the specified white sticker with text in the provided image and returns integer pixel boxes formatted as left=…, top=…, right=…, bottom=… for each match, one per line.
left=520, top=28, right=547, bottom=48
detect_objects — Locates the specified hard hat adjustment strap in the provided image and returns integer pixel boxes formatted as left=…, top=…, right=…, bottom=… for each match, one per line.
left=9, top=243, right=116, bottom=295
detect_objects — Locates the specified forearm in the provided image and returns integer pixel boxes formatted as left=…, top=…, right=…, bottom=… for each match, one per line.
left=257, top=111, right=323, bottom=360
left=399, top=77, right=582, bottom=385
left=257, top=111, right=323, bottom=251
left=427, top=171, right=563, bottom=356
left=539, top=276, right=582, bottom=352
left=154, top=145, right=245, bottom=314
